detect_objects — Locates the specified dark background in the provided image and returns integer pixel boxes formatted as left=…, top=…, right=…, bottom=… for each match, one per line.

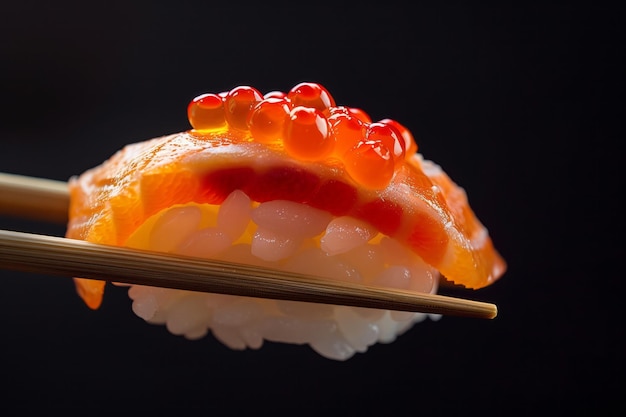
left=0, top=2, right=623, bottom=415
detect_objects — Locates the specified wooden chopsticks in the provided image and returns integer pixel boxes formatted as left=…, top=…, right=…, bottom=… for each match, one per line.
left=0, top=172, right=69, bottom=223
left=0, top=172, right=497, bottom=319
left=0, top=230, right=497, bottom=318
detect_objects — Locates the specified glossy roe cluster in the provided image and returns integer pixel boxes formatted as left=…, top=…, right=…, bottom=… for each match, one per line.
left=187, top=82, right=418, bottom=190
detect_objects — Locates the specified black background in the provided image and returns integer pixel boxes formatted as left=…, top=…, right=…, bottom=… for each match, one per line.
left=0, top=2, right=623, bottom=415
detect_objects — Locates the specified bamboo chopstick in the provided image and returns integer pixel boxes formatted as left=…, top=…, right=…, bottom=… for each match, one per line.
left=0, top=172, right=498, bottom=319
left=0, top=172, right=69, bottom=223
left=0, top=230, right=496, bottom=318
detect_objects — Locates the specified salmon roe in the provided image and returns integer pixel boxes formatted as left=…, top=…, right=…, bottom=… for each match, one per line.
left=287, top=82, right=336, bottom=114
left=366, top=122, right=406, bottom=167
left=224, top=86, right=263, bottom=130
left=187, top=82, right=419, bottom=189
left=187, top=93, right=227, bottom=131
left=283, top=106, right=334, bottom=161
left=248, top=98, right=291, bottom=144
left=343, top=139, right=395, bottom=190
left=379, top=118, right=418, bottom=155
left=328, top=107, right=365, bottom=158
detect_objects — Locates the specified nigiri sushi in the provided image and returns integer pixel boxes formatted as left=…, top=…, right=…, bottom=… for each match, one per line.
left=66, top=82, right=506, bottom=360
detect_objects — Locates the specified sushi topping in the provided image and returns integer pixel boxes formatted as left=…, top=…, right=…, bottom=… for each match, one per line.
left=68, top=82, right=506, bottom=313
left=187, top=82, right=417, bottom=190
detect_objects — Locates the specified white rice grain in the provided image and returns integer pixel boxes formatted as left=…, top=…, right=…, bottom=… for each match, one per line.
left=334, top=306, right=379, bottom=353
left=176, top=227, right=231, bottom=258
left=251, top=227, right=300, bottom=261
left=164, top=293, right=212, bottom=338
left=217, top=190, right=252, bottom=240
left=320, top=216, right=376, bottom=256
left=252, top=200, right=332, bottom=238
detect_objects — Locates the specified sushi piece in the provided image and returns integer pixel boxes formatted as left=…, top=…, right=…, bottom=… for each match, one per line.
left=66, top=82, right=506, bottom=360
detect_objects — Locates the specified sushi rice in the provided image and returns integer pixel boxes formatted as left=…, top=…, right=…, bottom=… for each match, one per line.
left=116, top=187, right=441, bottom=360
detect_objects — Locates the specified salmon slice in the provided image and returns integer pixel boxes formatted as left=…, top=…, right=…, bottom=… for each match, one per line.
left=66, top=83, right=506, bottom=309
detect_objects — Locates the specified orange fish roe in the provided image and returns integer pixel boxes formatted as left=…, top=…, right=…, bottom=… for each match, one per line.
left=347, top=107, right=372, bottom=124
left=343, top=139, right=395, bottom=190
left=224, top=86, right=264, bottom=130
left=187, top=93, right=227, bottom=131
left=380, top=118, right=418, bottom=155
left=328, top=107, right=366, bottom=158
left=286, top=82, right=336, bottom=113
left=365, top=122, right=406, bottom=168
left=283, top=106, right=334, bottom=161
left=187, top=82, right=419, bottom=190
left=248, top=97, right=291, bottom=144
